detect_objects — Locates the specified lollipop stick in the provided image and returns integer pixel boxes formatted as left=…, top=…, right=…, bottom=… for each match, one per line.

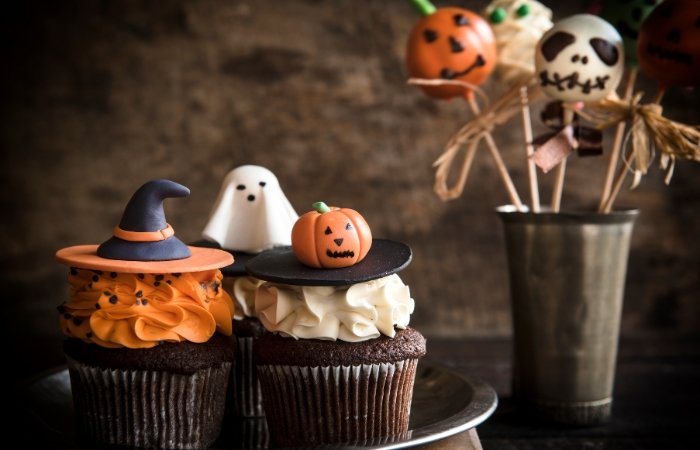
left=601, top=86, right=666, bottom=213
left=598, top=68, right=638, bottom=212
left=550, top=108, right=574, bottom=213
left=466, top=95, right=525, bottom=211
left=520, top=86, right=540, bottom=213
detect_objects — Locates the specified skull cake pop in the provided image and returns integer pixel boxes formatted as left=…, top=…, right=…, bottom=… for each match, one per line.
left=535, top=14, right=624, bottom=102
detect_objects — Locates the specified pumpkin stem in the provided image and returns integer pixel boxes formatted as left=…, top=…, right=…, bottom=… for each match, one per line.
left=312, top=201, right=331, bottom=214
left=408, top=0, right=436, bottom=16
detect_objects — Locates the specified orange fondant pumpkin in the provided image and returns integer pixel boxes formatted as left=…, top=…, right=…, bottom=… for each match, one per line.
left=291, top=202, right=372, bottom=269
left=406, top=7, right=497, bottom=100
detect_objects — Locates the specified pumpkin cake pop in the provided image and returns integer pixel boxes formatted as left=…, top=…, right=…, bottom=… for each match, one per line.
left=246, top=201, right=425, bottom=447
left=55, top=179, right=235, bottom=449
left=198, top=165, right=299, bottom=419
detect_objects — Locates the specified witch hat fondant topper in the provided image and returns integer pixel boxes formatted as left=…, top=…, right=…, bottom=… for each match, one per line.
left=56, top=179, right=233, bottom=273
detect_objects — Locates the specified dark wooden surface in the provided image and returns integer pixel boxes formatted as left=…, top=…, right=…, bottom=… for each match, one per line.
left=426, top=336, right=700, bottom=450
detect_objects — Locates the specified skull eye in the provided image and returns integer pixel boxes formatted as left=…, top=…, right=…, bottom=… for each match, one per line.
left=324, top=226, right=332, bottom=235
left=453, top=14, right=470, bottom=26
left=423, top=29, right=438, bottom=43
left=590, top=38, right=619, bottom=66
left=236, top=184, right=245, bottom=190
left=541, top=31, right=576, bottom=62
left=345, top=223, right=353, bottom=231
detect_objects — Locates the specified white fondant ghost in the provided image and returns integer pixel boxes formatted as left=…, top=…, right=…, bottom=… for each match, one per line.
left=202, top=165, right=298, bottom=253
left=535, top=14, right=624, bottom=102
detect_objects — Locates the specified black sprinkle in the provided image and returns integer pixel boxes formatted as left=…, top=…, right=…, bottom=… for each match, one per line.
left=73, top=317, right=83, bottom=326
left=92, top=275, right=99, bottom=282
left=166, top=280, right=172, bottom=285
left=70, top=268, right=78, bottom=276
left=103, top=291, right=110, bottom=296
left=87, top=283, right=92, bottom=289
left=135, top=290, right=143, bottom=298
left=137, top=273, right=145, bottom=279
left=63, top=313, right=72, bottom=319
left=142, top=299, right=149, bottom=306
left=86, top=332, right=93, bottom=338
left=154, top=281, right=161, bottom=287
left=56, top=305, right=66, bottom=314
left=95, top=303, right=101, bottom=310
left=110, top=272, right=117, bottom=278
left=173, top=273, right=181, bottom=278
left=155, top=274, right=164, bottom=281
left=109, top=295, right=118, bottom=304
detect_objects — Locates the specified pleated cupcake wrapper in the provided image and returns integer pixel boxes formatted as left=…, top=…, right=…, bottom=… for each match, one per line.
left=257, top=358, right=419, bottom=448
left=66, top=356, right=231, bottom=449
left=230, top=336, right=265, bottom=417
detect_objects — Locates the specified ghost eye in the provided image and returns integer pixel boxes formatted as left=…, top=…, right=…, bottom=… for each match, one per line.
left=489, top=7, right=506, bottom=24
left=516, top=4, right=530, bottom=18
left=324, top=226, right=332, bottom=235
left=345, top=223, right=353, bottom=231
left=259, top=181, right=266, bottom=187
left=423, top=29, right=438, bottom=43
left=236, top=184, right=245, bottom=190
left=453, top=14, right=470, bottom=26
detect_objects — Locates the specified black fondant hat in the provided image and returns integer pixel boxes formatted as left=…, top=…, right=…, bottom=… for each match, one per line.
left=97, top=179, right=191, bottom=261
left=56, top=179, right=233, bottom=273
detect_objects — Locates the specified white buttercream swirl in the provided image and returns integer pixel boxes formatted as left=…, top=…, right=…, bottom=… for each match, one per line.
left=255, top=274, right=414, bottom=342
left=232, top=276, right=265, bottom=319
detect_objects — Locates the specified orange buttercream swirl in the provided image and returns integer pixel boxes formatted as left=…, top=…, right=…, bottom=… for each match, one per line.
left=58, top=268, right=234, bottom=349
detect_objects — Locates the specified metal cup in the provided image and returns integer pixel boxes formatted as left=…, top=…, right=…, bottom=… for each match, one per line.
left=497, top=206, right=639, bottom=425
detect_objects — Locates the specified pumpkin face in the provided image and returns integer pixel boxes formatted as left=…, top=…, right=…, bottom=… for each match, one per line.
left=291, top=203, right=372, bottom=269
left=637, top=0, right=700, bottom=87
left=600, top=0, right=661, bottom=67
left=406, top=7, right=497, bottom=100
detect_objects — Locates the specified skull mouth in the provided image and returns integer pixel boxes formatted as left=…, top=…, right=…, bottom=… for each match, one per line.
left=440, top=54, right=486, bottom=79
left=539, top=70, right=610, bottom=94
left=326, top=249, right=355, bottom=259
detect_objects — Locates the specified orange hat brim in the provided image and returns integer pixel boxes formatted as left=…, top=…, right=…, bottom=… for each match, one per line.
left=56, top=245, right=234, bottom=273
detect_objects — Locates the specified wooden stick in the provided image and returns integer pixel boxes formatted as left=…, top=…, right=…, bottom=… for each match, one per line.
left=598, top=68, right=638, bottom=212
left=601, top=86, right=667, bottom=213
left=466, top=95, right=525, bottom=211
left=550, top=107, right=574, bottom=213
left=520, top=85, right=540, bottom=213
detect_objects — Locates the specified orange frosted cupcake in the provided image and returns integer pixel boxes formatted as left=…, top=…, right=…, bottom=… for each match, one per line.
left=55, top=180, right=236, bottom=449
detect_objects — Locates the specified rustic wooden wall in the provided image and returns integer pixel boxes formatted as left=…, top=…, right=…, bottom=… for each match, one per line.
left=2, top=0, right=698, bottom=369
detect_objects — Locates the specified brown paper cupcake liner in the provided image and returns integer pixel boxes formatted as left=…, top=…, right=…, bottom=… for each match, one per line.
left=257, top=358, right=419, bottom=447
left=230, top=336, right=265, bottom=417
left=67, top=356, right=231, bottom=449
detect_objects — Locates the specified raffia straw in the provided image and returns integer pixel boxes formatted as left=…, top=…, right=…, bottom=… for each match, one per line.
left=578, top=90, right=700, bottom=212
left=408, top=77, right=540, bottom=209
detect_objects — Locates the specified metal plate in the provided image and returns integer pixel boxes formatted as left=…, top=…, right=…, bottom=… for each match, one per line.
left=19, top=360, right=497, bottom=449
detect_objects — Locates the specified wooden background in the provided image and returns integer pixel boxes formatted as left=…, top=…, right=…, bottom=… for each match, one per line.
left=2, top=0, right=699, bottom=376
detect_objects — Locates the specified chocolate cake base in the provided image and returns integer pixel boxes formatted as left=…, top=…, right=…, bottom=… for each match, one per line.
left=64, top=333, right=235, bottom=449
left=254, top=327, right=426, bottom=447
left=229, top=317, right=266, bottom=417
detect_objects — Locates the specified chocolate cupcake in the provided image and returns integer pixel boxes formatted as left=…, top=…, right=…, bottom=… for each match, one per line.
left=201, top=165, right=299, bottom=418
left=55, top=180, right=236, bottom=449
left=247, top=202, right=427, bottom=447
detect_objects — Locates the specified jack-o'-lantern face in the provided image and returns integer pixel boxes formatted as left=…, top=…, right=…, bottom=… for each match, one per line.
left=600, top=0, right=661, bottom=66
left=291, top=203, right=372, bottom=269
left=406, top=7, right=497, bottom=99
left=637, top=0, right=700, bottom=87
left=535, top=14, right=624, bottom=102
